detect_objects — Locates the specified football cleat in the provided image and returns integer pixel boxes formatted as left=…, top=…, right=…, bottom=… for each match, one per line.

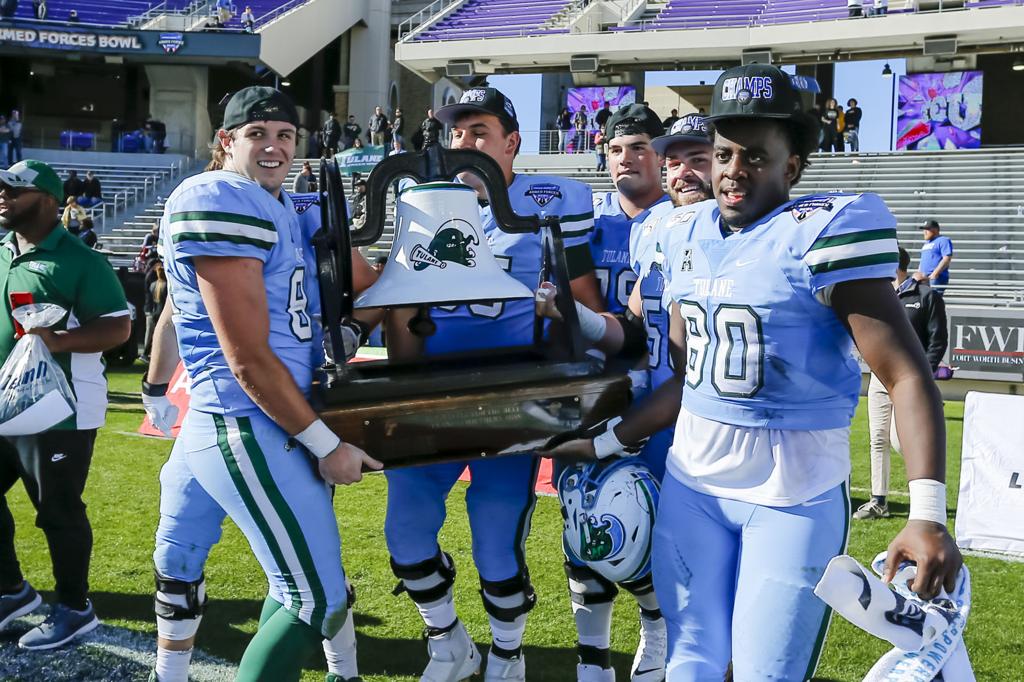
left=630, top=615, right=667, bottom=682
left=484, top=649, right=525, bottom=681
left=420, top=619, right=481, bottom=682
left=559, top=458, right=661, bottom=583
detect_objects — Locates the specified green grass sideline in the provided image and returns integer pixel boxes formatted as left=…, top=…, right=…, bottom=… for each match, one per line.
left=3, top=367, right=1021, bottom=680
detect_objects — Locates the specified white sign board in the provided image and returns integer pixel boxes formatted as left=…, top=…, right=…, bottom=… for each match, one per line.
left=955, top=391, right=1024, bottom=558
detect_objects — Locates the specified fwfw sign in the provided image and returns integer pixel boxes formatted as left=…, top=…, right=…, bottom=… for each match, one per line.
left=949, top=309, right=1024, bottom=381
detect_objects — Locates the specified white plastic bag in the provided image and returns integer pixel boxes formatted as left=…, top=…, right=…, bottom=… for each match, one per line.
left=0, top=304, right=76, bottom=435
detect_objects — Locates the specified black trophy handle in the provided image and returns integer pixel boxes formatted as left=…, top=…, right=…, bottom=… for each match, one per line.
left=353, top=144, right=542, bottom=247
left=313, top=159, right=354, bottom=369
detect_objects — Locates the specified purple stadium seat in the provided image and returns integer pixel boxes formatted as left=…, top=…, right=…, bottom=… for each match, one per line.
left=414, top=0, right=574, bottom=41
left=5, top=0, right=310, bottom=29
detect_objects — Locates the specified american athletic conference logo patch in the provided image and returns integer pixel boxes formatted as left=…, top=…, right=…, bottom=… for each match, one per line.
left=291, top=195, right=319, bottom=214
left=525, top=183, right=562, bottom=207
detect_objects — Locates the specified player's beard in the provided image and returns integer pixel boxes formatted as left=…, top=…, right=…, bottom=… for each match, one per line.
left=669, top=176, right=713, bottom=207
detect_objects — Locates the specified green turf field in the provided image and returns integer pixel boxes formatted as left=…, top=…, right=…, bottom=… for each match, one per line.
left=3, top=366, right=1022, bottom=681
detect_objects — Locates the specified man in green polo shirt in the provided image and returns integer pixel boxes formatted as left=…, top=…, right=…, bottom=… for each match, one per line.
left=0, top=159, right=130, bottom=650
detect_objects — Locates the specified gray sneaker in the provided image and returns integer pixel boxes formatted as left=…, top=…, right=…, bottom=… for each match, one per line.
left=0, top=582, right=42, bottom=631
left=853, top=500, right=890, bottom=520
left=18, top=600, right=100, bottom=650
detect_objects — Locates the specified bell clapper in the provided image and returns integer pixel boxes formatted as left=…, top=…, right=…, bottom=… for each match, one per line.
left=408, top=305, right=437, bottom=338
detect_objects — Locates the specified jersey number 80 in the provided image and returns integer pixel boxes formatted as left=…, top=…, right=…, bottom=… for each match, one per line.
left=678, top=301, right=764, bottom=398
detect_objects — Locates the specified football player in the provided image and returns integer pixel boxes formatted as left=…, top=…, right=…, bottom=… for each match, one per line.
left=539, top=112, right=713, bottom=682
left=153, top=86, right=381, bottom=682
left=383, top=87, right=600, bottom=682
left=552, top=64, right=963, bottom=680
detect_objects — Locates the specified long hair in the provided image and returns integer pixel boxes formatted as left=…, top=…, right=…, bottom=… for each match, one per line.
left=205, top=129, right=235, bottom=171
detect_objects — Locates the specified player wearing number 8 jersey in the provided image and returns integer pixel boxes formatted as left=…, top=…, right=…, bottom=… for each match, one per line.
left=552, top=64, right=962, bottom=681
left=156, top=87, right=380, bottom=682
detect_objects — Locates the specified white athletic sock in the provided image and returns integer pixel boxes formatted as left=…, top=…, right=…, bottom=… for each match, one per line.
left=572, top=600, right=613, bottom=651
left=323, top=612, right=359, bottom=678
left=154, top=648, right=192, bottom=682
left=483, top=591, right=528, bottom=653
left=400, top=556, right=458, bottom=630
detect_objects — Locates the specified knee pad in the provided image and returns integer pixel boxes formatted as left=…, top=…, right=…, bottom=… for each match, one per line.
left=565, top=561, right=619, bottom=607
left=390, top=551, right=456, bottom=606
left=479, top=571, right=536, bottom=624
left=155, top=571, right=207, bottom=641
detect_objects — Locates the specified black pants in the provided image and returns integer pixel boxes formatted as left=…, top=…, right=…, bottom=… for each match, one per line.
left=0, top=429, right=97, bottom=609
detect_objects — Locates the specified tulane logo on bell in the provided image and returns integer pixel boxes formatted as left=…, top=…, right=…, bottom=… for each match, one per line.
left=575, top=512, right=627, bottom=562
left=410, top=219, right=478, bottom=271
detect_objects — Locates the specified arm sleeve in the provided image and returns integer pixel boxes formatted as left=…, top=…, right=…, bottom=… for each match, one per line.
left=559, top=181, right=596, bottom=278
left=924, top=289, right=949, bottom=371
left=165, top=182, right=278, bottom=263
left=801, top=193, right=899, bottom=296
left=76, top=257, right=130, bottom=323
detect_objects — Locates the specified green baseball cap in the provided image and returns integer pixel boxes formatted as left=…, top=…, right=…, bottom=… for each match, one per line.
left=707, top=64, right=802, bottom=123
left=222, top=86, right=300, bottom=130
left=0, top=160, right=64, bottom=203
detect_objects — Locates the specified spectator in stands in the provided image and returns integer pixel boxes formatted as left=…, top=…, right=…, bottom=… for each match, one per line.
left=391, top=107, right=405, bottom=146
left=61, top=196, right=87, bottom=233
left=835, top=104, right=846, bottom=152
left=78, top=216, right=97, bottom=249
left=67, top=9, right=79, bottom=22
left=820, top=98, right=842, bottom=152
left=7, top=110, right=22, bottom=165
left=389, top=139, right=405, bottom=157
left=350, top=179, right=367, bottom=226
left=662, top=108, right=680, bottom=129
left=214, top=0, right=232, bottom=27
left=80, top=171, right=102, bottom=208
left=593, top=128, right=607, bottom=172
left=321, top=113, right=341, bottom=157
left=141, top=224, right=159, bottom=261
left=62, top=170, right=84, bottom=202
left=341, top=114, right=360, bottom=151
left=352, top=137, right=364, bottom=149
left=292, top=161, right=317, bottom=194
left=555, top=107, right=571, bottom=152
left=241, top=5, right=255, bottom=32
left=144, top=119, right=167, bottom=153
left=914, top=219, right=954, bottom=293
left=848, top=0, right=863, bottom=17
left=572, top=106, right=589, bottom=152
left=595, top=101, right=612, bottom=132
left=420, top=108, right=442, bottom=148
left=143, top=259, right=167, bottom=362
left=368, top=106, right=389, bottom=146
left=0, top=0, right=17, bottom=20
left=856, top=247, right=947, bottom=520
left=0, top=117, right=9, bottom=166
left=32, top=0, right=44, bottom=20
left=871, top=0, right=888, bottom=15
left=844, top=98, right=862, bottom=152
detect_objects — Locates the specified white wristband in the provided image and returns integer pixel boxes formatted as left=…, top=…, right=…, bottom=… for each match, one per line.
left=908, top=479, right=947, bottom=526
left=295, top=419, right=341, bottom=460
left=574, top=301, right=607, bottom=343
left=593, top=416, right=626, bottom=459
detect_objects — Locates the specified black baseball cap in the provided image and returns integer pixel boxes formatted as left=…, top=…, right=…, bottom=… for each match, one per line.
left=651, top=114, right=710, bottom=154
left=922, top=219, right=940, bottom=230
left=707, top=64, right=802, bottom=123
left=222, top=86, right=300, bottom=130
left=604, top=104, right=664, bottom=141
left=436, top=87, right=519, bottom=131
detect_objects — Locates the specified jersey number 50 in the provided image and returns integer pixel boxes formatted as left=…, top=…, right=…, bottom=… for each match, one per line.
left=678, top=301, right=764, bottom=398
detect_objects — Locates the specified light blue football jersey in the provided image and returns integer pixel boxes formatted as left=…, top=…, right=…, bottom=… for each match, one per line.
left=162, top=172, right=318, bottom=415
left=591, top=192, right=671, bottom=314
left=629, top=201, right=679, bottom=391
left=661, top=193, right=898, bottom=430
left=424, top=173, right=594, bottom=355
left=291, top=191, right=326, bottom=369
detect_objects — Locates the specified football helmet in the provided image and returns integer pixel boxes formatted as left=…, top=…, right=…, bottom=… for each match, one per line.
left=558, top=458, right=660, bottom=584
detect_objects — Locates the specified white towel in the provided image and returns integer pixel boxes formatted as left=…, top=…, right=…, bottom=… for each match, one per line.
left=813, top=552, right=973, bottom=681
